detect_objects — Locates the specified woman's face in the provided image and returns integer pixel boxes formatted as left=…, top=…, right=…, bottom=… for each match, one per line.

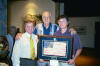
left=58, top=18, right=68, bottom=29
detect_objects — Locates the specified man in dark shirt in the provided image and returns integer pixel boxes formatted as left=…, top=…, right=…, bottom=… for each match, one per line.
left=54, top=15, right=82, bottom=66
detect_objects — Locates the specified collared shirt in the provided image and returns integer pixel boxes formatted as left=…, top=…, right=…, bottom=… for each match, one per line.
left=54, top=28, right=82, bottom=55
left=42, top=23, right=51, bottom=35
left=11, top=32, right=38, bottom=66
left=33, top=23, right=59, bottom=35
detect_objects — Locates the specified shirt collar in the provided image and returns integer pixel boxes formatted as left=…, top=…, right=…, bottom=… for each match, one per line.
left=43, top=23, right=51, bottom=29
left=59, top=28, right=70, bottom=34
left=25, top=32, right=32, bottom=38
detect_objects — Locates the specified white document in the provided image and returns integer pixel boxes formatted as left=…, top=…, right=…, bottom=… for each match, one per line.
left=44, top=42, right=66, bottom=56
left=50, top=60, right=59, bottom=66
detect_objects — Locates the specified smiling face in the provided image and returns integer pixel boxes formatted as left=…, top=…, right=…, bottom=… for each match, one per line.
left=58, top=18, right=68, bottom=29
left=42, top=11, right=51, bottom=24
left=25, top=22, right=34, bottom=34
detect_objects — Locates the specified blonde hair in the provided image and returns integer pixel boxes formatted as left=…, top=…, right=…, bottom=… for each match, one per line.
left=24, top=14, right=36, bottom=27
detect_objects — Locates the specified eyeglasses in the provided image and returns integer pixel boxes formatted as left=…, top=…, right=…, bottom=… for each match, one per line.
left=42, top=16, right=50, bottom=19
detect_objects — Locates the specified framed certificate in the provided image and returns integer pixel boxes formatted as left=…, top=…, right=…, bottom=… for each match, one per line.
left=38, top=35, right=73, bottom=61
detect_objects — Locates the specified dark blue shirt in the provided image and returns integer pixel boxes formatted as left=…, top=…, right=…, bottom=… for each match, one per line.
left=54, top=28, right=82, bottom=55
left=33, top=23, right=58, bottom=35
left=42, top=23, right=51, bottom=35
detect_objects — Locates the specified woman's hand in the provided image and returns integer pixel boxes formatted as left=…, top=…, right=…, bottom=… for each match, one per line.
left=67, top=59, right=75, bottom=65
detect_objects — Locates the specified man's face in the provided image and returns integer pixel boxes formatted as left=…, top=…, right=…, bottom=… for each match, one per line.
left=25, top=22, right=34, bottom=34
left=10, top=29, right=16, bottom=35
left=42, top=12, right=51, bottom=24
left=58, top=18, right=68, bottom=29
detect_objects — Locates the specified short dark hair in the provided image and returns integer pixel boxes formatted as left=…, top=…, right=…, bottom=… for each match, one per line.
left=9, top=26, right=16, bottom=32
left=57, top=15, right=70, bottom=24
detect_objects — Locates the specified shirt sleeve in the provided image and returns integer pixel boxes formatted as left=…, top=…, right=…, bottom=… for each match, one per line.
left=72, top=34, right=82, bottom=55
left=54, top=24, right=59, bottom=33
left=73, top=34, right=82, bottom=50
left=11, top=40, right=21, bottom=66
left=33, top=27, right=37, bottom=35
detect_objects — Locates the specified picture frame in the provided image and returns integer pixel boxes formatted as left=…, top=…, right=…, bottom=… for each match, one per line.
left=38, top=35, right=73, bottom=61
left=72, top=26, right=87, bottom=35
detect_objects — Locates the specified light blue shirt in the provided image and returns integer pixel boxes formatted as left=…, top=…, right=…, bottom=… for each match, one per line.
left=6, top=34, right=14, bottom=57
left=11, top=32, right=38, bottom=66
left=34, top=23, right=59, bottom=66
left=34, top=23, right=59, bottom=35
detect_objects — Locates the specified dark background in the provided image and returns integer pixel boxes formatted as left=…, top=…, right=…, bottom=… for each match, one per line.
left=53, top=0, right=100, bottom=17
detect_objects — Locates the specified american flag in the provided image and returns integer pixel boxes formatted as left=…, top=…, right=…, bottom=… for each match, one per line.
left=43, top=41, right=67, bottom=57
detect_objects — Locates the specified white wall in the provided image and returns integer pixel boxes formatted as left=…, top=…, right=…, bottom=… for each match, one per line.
left=59, top=3, right=100, bottom=48
left=69, top=17, right=100, bottom=48
left=9, top=0, right=100, bottom=48
left=9, top=0, right=55, bottom=32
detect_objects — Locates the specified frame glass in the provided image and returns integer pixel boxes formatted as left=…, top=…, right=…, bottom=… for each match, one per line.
left=38, top=35, right=73, bottom=61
